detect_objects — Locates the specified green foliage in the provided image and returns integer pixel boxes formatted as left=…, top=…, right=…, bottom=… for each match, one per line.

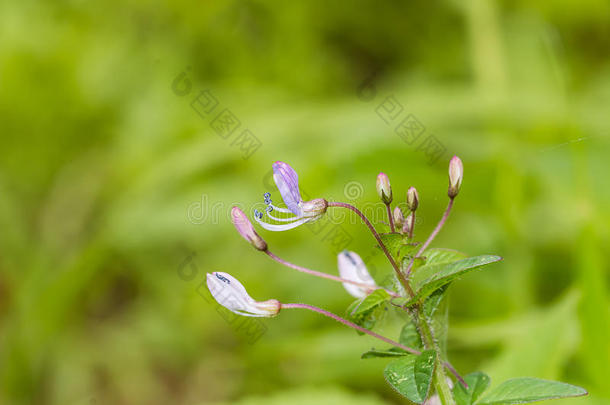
left=399, top=322, right=423, bottom=349
left=361, top=348, right=409, bottom=359
left=1, top=0, right=607, bottom=403
left=383, top=350, right=437, bottom=404
left=379, top=233, right=419, bottom=262
left=476, top=378, right=588, bottom=405
left=454, top=372, right=491, bottom=405
left=346, top=289, right=391, bottom=332
left=406, top=255, right=504, bottom=305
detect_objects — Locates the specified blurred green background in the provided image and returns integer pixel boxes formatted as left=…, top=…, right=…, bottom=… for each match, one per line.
left=1, top=0, right=609, bottom=404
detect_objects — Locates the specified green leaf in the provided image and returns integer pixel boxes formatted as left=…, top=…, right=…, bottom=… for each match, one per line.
left=384, top=350, right=437, bottom=404
left=346, top=289, right=391, bottom=332
left=379, top=233, right=419, bottom=261
left=423, top=285, right=449, bottom=319
left=421, top=248, right=468, bottom=266
left=405, top=247, right=467, bottom=275
left=476, top=378, right=587, bottom=404
left=399, top=322, right=423, bottom=349
left=454, top=372, right=491, bottom=405
left=361, top=347, right=408, bottom=359
left=406, top=255, right=503, bottom=305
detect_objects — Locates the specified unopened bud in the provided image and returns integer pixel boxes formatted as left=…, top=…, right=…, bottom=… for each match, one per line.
left=231, top=206, right=267, bottom=251
left=448, top=156, right=463, bottom=198
left=402, top=212, right=414, bottom=236
left=393, top=207, right=405, bottom=229
left=207, top=272, right=281, bottom=317
left=376, top=172, right=392, bottom=204
left=407, top=187, right=419, bottom=211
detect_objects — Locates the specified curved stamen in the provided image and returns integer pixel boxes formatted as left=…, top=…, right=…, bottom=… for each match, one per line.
left=266, top=211, right=299, bottom=222
left=253, top=215, right=312, bottom=231
left=267, top=203, right=293, bottom=214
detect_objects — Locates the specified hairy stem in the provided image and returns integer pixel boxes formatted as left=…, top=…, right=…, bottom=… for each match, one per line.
left=417, top=311, right=457, bottom=404
left=266, top=250, right=399, bottom=297
left=328, top=202, right=415, bottom=297
left=386, top=203, right=395, bottom=232
left=409, top=212, right=415, bottom=239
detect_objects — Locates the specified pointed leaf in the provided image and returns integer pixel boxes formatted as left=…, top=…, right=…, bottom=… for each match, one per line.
left=407, top=255, right=503, bottom=305
left=476, top=378, right=587, bottom=404
left=346, top=289, right=391, bottom=332
left=421, top=248, right=468, bottom=266
left=454, top=372, right=491, bottom=405
left=399, top=322, right=423, bottom=349
left=384, top=350, right=436, bottom=404
left=361, top=347, right=408, bottom=359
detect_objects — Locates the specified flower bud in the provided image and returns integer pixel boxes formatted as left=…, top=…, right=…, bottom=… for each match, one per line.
left=206, top=272, right=281, bottom=317
left=402, top=212, right=414, bottom=236
left=393, top=206, right=405, bottom=230
left=407, top=187, right=419, bottom=211
left=300, top=198, right=328, bottom=219
left=337, top=250, right=378, bottom=298
left=448, top=156, right=463, bottom=198
left=376, top=172, right=392, bottom=204
left=231, top=206, right=267, bottom=251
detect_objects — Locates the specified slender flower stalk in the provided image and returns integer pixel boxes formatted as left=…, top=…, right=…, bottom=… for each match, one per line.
left=386, top=203, right=395, bottom=232
left=403, top=211, right=415, bottom=239
left=405, top=157, right=462, bottom=277
left=405, top=199, right=454, bottom=277
left=281, top=302, right=467, bottom=387
left=265, top=250, right=399, bottom=298
left=282, top=303, right=421, bottom=354
left=328, top=201, right=415, bottom=297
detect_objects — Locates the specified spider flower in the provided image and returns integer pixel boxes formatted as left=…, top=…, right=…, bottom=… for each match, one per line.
left=337, top=250, right=378, bottom=298
left=254, top=161, right=328, bottom=231
left=206, top=272, right=281, bottom=317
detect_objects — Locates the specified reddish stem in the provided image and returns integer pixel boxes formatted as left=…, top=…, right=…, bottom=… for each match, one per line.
left=405, top=198, right=454, bottom=278
left=328, top=202, right=415, bottom=297
left=386, top=203, right=395, bottom=232
left=281, top=302, right=467, bottom=388
left=265, top=250, right=399, bottom=298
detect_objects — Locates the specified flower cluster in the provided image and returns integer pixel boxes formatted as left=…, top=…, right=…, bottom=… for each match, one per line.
left=202, top=156, right=587, bottom=405
left=207, top=156, right=463, bottom=318
left=206, top=156, right=467, bottom=401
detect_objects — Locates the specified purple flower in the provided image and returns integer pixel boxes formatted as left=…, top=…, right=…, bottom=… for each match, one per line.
left=254, top=161, right=327, bottom=231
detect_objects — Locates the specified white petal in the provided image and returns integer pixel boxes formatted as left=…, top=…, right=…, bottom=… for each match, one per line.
left=206, top=272, right=275, bottom=317
left=337, top=250, right=377, bottom=298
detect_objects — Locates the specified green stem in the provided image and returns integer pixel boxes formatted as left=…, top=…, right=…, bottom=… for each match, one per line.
left=417, top=311, right=456, bottom=405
